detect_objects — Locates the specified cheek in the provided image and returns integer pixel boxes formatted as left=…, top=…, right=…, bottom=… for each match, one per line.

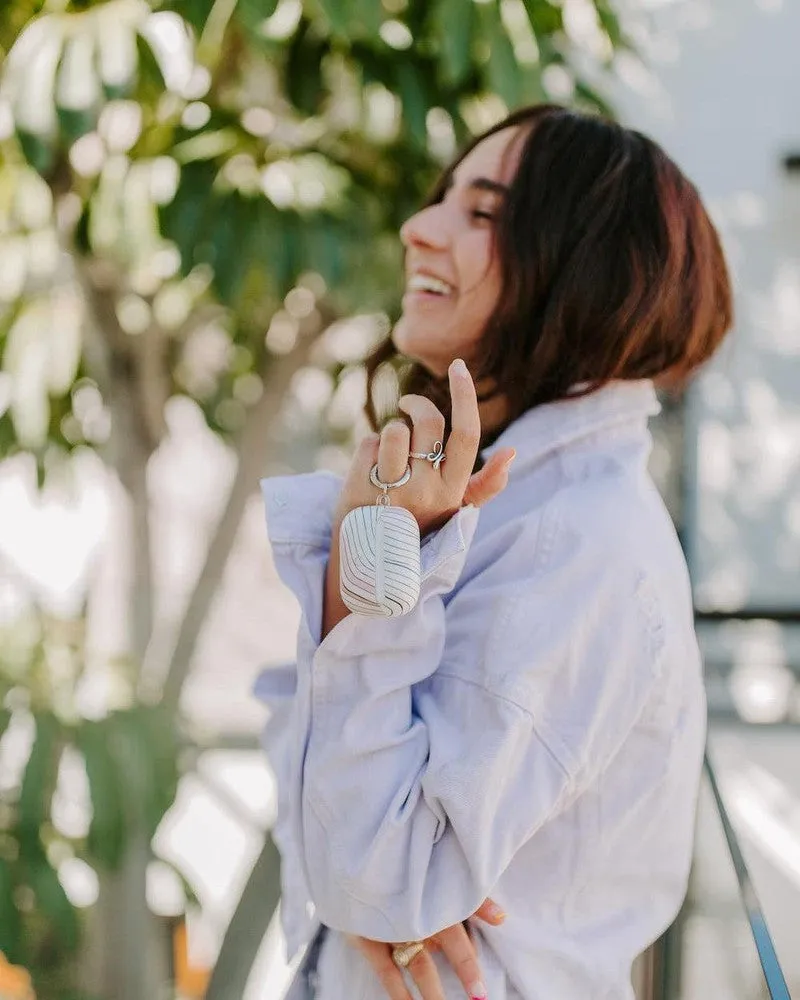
left=456, top=236, right=501, bottom=314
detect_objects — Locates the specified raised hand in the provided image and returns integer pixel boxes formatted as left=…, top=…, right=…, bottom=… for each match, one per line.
left=333, top=359, right=515, bottom=538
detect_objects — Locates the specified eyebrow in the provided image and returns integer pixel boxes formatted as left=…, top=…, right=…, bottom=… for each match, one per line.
left=444, top=175, right=509, bottom=197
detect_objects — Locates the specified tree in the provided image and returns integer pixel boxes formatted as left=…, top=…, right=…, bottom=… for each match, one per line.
left=0, top=1, right=629, bottom=997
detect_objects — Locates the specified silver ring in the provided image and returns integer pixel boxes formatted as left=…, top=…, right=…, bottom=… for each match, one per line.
left=369, top=463, right=412, bottom=491
left=410, top=441, right=446, bottom=471
left=392, top=941, right=425, bottom=968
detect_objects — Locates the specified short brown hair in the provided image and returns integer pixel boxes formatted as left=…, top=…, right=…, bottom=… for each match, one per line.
left=364, top=104, right=733, bottom=447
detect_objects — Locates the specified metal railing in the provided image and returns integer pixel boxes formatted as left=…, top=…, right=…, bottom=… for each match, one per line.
left=636, top=747, right=793, bottom=1000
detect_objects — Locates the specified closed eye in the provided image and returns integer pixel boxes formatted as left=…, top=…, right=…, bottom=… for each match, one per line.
left=470, top=209, right=495, bottom=222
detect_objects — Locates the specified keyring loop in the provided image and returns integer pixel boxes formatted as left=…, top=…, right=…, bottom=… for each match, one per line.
left=369, top=463, right=412, bottom=492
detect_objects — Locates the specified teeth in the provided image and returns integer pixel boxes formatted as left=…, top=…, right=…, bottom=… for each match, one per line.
left=408, top=274, right=454, bottom=296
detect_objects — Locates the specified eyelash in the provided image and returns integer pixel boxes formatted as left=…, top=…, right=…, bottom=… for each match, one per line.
left=470, top=209, right=495, bottom=222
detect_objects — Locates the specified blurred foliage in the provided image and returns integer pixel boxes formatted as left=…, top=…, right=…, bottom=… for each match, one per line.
left=0, top=613, right=182, bottom=998
left=0, top=0, right=626, bottom=469
left=0, top=0, right=630, bottom=996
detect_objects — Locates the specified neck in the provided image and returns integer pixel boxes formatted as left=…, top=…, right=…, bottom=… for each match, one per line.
left=476, top=381, right=510, bottom=440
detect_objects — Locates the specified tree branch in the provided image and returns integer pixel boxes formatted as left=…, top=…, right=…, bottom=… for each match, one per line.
left=136, top=321, right=170, bottom=448
left=203, top=835, right=283, bottom=1000
left=157, top=323, right=321, bottom=713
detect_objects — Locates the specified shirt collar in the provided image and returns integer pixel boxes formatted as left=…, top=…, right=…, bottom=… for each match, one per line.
left=481, top=380, right=660, bottom=476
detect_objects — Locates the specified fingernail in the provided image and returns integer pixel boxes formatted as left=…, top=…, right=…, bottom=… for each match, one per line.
left=504, top=450, right=516, bottom=467
left=487, top=900, right=507, bottom=921
left=451, top=358, right=469, bottom=377
left=469, top=981, right=488, bottom=999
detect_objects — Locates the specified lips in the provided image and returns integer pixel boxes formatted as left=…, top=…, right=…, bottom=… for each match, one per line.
left=405, top=269, right=456, bottom=297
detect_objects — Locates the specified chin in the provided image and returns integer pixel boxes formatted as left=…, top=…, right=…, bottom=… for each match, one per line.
left=392, top=318, right=449, bottom=377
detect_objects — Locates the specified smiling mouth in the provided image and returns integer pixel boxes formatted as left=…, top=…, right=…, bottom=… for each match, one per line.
left=406, top=273, right=456, bottom=297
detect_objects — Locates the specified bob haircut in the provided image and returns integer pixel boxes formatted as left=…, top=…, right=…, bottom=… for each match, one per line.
left=364, top=103, right=733, bottom=447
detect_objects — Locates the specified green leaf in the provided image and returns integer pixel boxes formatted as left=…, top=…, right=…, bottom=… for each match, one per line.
left=134, top=29, right=167, bottom=104
left=208, top=191, right=255, bottom=305
left=521, top=0, right=563, bottom=37
left=0, top=856, right=22, bottom=964
left=55, top=31, right=101, bottom=144
left=316, top=0, right=350, bottom=36
left=76, top=720, right=127, bottom=870
left=160, top=160, right=218, bottom=273
left=285, top=19, right=328, bottom=115
left=29, top=858, right=81, bottom=953
left=302, top=213, right=347, bottom=289
left=596, top=0, right=625, bottom=48
left=574, top=79, right=614, bottom=116
left=107, top=707, right=179, bottom=838
left=395, top=61, right=429, bottom=148
left=0, top=707, right=11, bottom=740
left=96, top=14, right=139, bottom=99
left=350, top=0, right=384, bottom=39
left=10, top=19, right=62, bottom=145
left=18, top=712, right=60, bottom=850
left=483, top=3, right=521, bottom=108
left=15, top=130, right=58, bottom=176
left=237, top=0, right=281, bottom=31
left=170, top=0, right=216, bottom=35
left=434, top=0, right=475, bottom=86
left=131, top=705, right=180, bottom=832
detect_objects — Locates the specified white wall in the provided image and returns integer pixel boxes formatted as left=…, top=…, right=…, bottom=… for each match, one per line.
left=613, top=0, right=800, bottom=613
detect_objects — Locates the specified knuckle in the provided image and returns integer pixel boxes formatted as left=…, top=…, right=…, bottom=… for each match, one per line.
left=382, top=420, right=410, bottom=442
left=408, top=950, right=430, bottom=973
left=420, top=414, right=445, bottom=435
left=358, top=434, right=379, bottom=454
left=454, top=953, right=478, bottom=973
left=401, top=395, right=444, bottom=420
left=450, top=425, right=480, bottom=446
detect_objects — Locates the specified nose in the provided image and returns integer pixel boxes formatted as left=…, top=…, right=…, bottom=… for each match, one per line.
left=400, top=203, right=448, bottom=251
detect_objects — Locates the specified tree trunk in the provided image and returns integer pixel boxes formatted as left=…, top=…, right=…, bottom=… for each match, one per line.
left=159, top=325, right=321, bottom=713
left=204, top=835, right=283, bottom=1000
left=80, top=382, right=168, bottom=1000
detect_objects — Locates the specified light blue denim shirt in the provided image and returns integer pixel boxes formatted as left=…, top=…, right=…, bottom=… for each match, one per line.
left=256, top=380, right=706, bottom=1000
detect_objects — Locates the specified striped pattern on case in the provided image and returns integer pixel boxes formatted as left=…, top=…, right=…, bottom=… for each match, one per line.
left=339, top=505, right=421, bottom=617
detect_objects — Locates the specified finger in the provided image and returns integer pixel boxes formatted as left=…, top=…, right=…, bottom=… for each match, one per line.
left=463, top=449, right=515, bottom=508
left=398, top=394, right=446, bottom=466
left=442, top=359, right=481, bottom=491
left=377, top=419, right=411, bottom=485
left=341, top=432, right=380, bottom=497
left=472, top=897, right=507, bottom=925
left=435, top=923, right=487, bottom=1000
left=405, top=946, right=446, bottom=1000
left=352, top=938, right=413, bottom=1000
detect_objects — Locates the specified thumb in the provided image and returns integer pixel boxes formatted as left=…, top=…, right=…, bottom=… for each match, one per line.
left=463, top=449, right=515, bottom=508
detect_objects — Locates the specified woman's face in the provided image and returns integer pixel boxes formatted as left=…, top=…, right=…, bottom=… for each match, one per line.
left=393, top=125, right=525, bottom=378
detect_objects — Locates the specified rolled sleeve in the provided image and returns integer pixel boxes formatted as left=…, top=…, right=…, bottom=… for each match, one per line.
left=298, top=524, right=667, bottom=942
left=260, top=474, right=667, bottom=946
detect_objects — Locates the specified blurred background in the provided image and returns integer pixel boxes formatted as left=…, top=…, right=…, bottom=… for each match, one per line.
left=0, top=0, right=797, bottom=998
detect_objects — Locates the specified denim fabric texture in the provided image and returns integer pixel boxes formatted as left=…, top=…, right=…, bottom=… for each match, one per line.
left=255, top=380, right=706, bottom=1000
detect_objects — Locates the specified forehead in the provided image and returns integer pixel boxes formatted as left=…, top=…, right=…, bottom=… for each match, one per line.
left=452, top=126, right=525, bottom=188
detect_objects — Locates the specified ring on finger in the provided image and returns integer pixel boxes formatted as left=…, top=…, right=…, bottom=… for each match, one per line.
left=369, top=464, right=412, bottom=492
left=391, top=941, right=425, bottom=968
left=410, top=441, right=446, bottom=471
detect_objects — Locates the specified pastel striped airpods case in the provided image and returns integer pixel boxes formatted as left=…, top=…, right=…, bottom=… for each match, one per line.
left=339, top=505, right=421, bottom=617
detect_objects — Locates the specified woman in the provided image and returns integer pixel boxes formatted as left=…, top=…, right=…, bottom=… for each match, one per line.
left=257, top=103, right=732, bottom=1000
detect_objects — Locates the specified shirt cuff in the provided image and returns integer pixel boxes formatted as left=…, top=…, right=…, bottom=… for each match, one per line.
left=319, top=504, right=481, bottom=659
left=260, top=471, right=343, bottom=549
